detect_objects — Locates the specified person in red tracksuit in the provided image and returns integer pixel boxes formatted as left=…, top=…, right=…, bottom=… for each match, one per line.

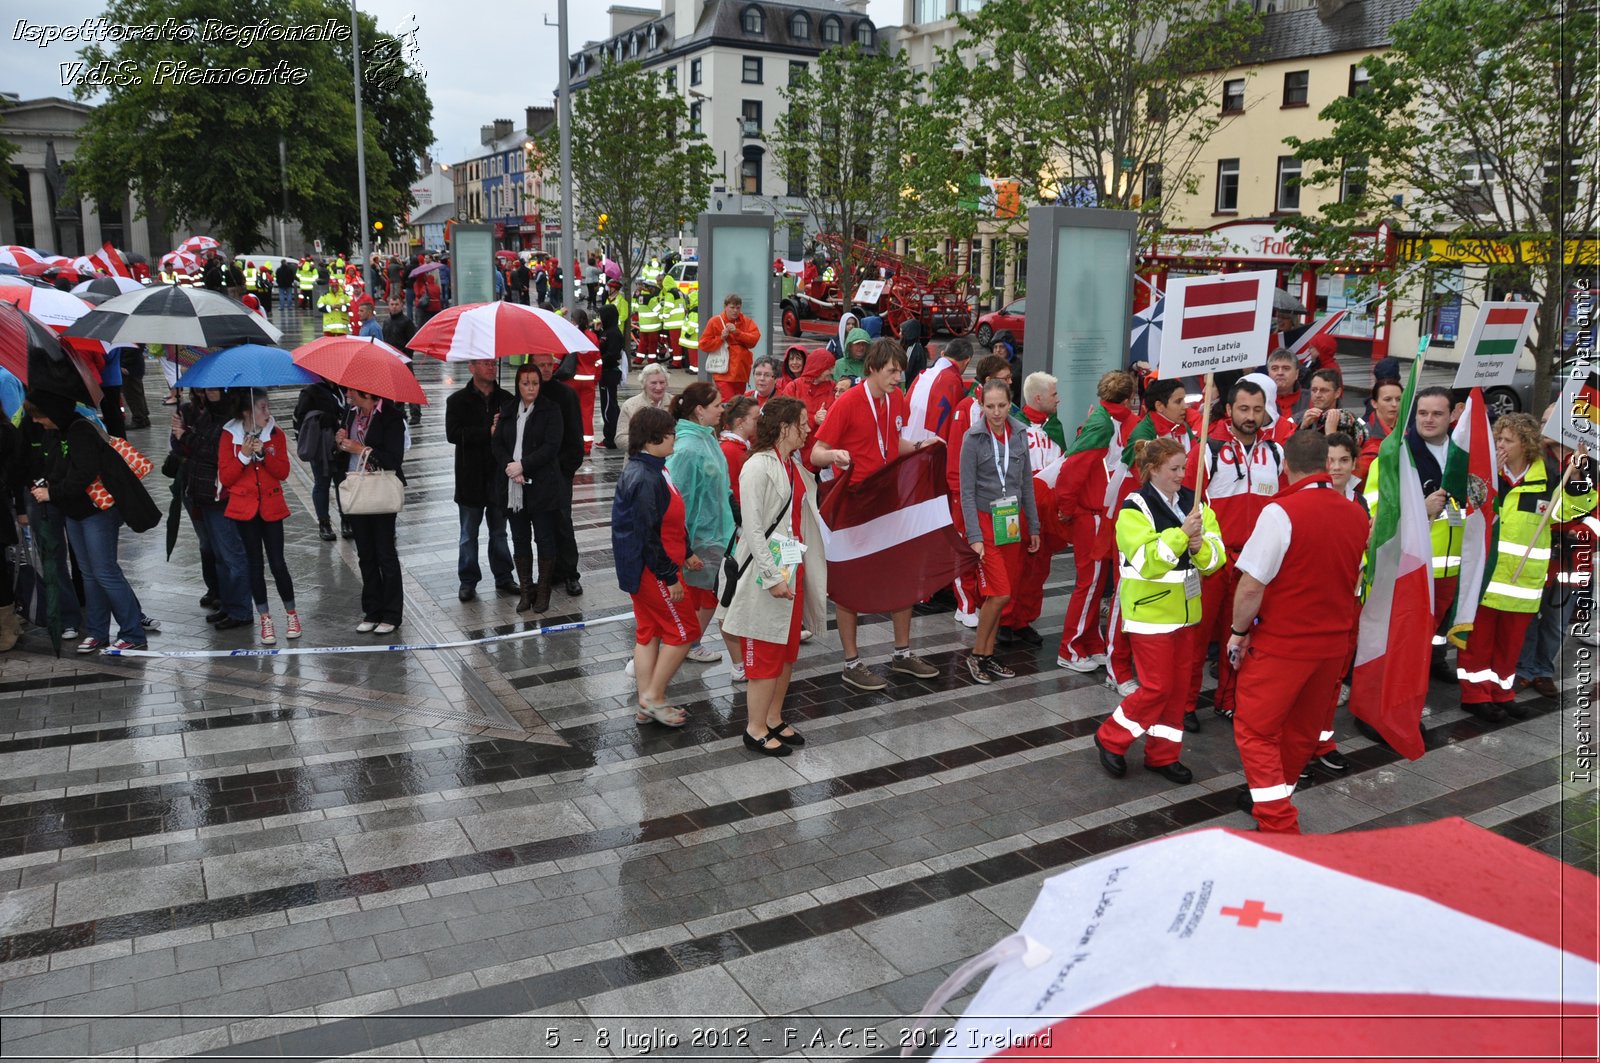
left=570, top=309, right=602, bottom=455
left=1183, top=378, right=1286, bottom=723
left=1228, top=431, right=1369, bottom=833
left=1056, top=370, right=1139, bottom=671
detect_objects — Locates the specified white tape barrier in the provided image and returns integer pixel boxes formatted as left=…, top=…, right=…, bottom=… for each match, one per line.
left=100, top=611, right=638, bottom=659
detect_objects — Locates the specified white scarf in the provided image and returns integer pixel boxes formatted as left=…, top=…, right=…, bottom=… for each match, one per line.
left=509, top=400, right=535, bottom=513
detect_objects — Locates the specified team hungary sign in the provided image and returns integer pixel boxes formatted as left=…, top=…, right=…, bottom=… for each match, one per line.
left=1451, top=302, right=1538, bottom=388
left=1160, top=270, right=1276, bottom=376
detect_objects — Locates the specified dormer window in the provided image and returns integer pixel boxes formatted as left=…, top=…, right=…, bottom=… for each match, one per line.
left=742, top=5, right=765, bottom=34
left=854, top=20, right=875, bottom=47
left=648, top=25, right=659, bottom=50
left=789, top=12, right=810, bottom=40
left=629, top=34, right=639, bottom=57
left=821, top=15, right=842, bottom=44
left=614, top=40, right=624, bottom=62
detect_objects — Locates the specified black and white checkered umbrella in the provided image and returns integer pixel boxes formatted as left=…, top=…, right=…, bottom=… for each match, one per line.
left=63, top=284, right=282, bottom=347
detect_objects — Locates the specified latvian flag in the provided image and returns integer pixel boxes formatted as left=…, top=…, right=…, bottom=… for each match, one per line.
left=817, top=446, right=976, bottom=614
left=1469, top=305, right=1536, bottom=359
left=1281, top=310, right=1348, bottom=368
left=1350, top=353, right=1434, bottom=760
left=1180, top=276, right=1264, bottom=341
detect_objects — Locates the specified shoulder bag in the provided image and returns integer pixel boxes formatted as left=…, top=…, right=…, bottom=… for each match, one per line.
left=718, top=473, right=793, bottom=608
left=338, top=451, right=405, bottom=515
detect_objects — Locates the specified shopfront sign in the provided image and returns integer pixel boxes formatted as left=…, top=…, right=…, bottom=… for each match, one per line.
left=1150, top=222, right=1386, bottom=264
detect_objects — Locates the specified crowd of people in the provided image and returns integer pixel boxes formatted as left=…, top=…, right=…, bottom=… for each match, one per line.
left=4, top=271, right=1593, bottom=837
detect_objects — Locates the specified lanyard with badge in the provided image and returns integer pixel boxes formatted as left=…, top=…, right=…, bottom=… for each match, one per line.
left=764, top=458, right=807, bottom=583
left=989, top=426, right=1021, bottom=546
left=864, top=387, right=890, bottom=464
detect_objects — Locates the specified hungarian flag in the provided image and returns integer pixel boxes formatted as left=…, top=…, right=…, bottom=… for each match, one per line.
left=1443, top=389, right=1499, bottom=648
left=88, top=243, right=134, bottom=279
left=817, top=445, right=975, bottom=614
left=1280, top=310, right=1347, bottom=368
left=1350, top=353, right=1434, bottom=760
left=1468, top=305, right=1536, bottom=358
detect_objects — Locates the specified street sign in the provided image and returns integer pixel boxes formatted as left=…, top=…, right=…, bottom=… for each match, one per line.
left=1452, top=301, right=1538, bottom=388
left=1545, top=362, right=1600, bottom=452
left=313, top=239, right=323, bottom=254
left=1159, top=270, right=1276, bottom=376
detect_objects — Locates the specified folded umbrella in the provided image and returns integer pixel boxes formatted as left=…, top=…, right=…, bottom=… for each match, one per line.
left=176, top=344, right=315, bottom=389
left=408, top=301, right=597, bottom=361
left=291, top=336, right=426, bottom=404
left=65, top=285, right=282, bottom=348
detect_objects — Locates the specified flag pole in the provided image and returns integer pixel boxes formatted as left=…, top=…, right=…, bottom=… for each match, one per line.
left=1191, top=371, right=1215, bottom=515
left=1510, top=442, right=1589, bottom=583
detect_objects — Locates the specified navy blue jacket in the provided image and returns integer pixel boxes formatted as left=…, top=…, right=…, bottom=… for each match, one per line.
left=611, top=451, right=675, bottom=594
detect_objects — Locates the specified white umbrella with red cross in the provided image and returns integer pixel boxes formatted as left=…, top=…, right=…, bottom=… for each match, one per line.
left=907, top=820, right=1597, bottom=1061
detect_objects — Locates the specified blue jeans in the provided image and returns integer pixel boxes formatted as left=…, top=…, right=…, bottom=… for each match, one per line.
left=458, top=503, right=512, bottom=587
left=200, top=505, right=252, bottom=620
left=277, top=285, right=292, bottom=312
left=1517, top=580, right=1589, bottom=680
left=64, top=507, right=144, bottom=644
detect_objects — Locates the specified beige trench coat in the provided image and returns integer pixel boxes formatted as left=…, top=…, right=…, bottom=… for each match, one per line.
left=718, top=450, right=829, bottom=646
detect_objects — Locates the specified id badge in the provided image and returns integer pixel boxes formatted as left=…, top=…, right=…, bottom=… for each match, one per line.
left=1445, top=500, right=1464, bottom=528
left=775, top=535, right=806, bottom=566
left=990, top=496, right=1021, bottom=545
left=1183, top=567, right=1201, bottom=600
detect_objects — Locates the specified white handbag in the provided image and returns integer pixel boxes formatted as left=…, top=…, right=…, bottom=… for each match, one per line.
left=338, top=452, right=405, bottom=515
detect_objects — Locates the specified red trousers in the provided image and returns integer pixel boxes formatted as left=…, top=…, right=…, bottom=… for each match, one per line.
left=1103, top=575, right=1135, bottom=687
left=638, top=331, right=660, bottom=356
left=1315, top=631, right=1361, bottom=757
left=1187, top=561, right=1240, bottom=712
left=1432, top=575, right=1460, bottom=645
left=1234, top=649, right=1347, bottom=833
left=1004, top=532, right=1067, bottom=628
left=573, top=379, right=597, bottom=454
left=1058, top=514, right=1109, bottom=662
left=664, top=328, right=681, bottom=358
left=1095, top=628, right=1195, bottom=767
left=1458, top=606, right=1535, bottom=706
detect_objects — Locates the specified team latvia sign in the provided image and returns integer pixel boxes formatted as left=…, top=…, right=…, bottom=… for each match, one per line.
left=1159, top=270, right=1277, bottom=376
left=1451, top=302, right=1538, bottom=388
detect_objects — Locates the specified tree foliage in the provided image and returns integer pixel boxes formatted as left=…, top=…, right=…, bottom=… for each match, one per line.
left=902, top=0, right=1260, bottom=258
left=767, top=45, right=919, bottom=294
left=1282, top=0, right=1598, bottom=400
left=545, top=60, right=715, bottom=297
left=68, top=0, right=433, bottom=253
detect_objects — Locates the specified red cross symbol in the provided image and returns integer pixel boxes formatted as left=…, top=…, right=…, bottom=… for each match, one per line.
left=1220, top=900, right=1283, bottom=928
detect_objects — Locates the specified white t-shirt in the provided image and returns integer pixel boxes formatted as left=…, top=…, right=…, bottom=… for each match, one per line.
left=1235, top=502, right=1293, bottom=585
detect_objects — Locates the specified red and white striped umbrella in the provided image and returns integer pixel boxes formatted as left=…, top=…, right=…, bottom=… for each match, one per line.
left=913, top=820, right=1598, bottom=1062
left=159, top=250, right=200, bottom=275
left=0, top=246, right=45, bottom=270
left=177, top=235, right=220, bottom=254
left=0, top=285, right=93, bottom=332
left=292, top=336, right=426, bottom=405
left=408, top=301, right=597, bottom=362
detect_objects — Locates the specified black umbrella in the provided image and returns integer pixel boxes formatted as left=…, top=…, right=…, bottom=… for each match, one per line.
left=64, top=285, right=282, bottom=348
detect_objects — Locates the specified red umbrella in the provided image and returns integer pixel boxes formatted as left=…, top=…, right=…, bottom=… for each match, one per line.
left=0, top=285, right=94, bottom=332
left=912, top=820, right=1598, bottom=1061
left=178, top=235, right=220, bottom=254
left=408, top=301, right=597, bottom=362
left=291, top=336, right=426, bottom=404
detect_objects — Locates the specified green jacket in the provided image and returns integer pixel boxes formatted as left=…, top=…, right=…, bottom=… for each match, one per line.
left=1483, top=457, right=1596, bottom=613
left=665, top=419, right=734, bottom=555
left=1116, top=484, right=1224, bottom=634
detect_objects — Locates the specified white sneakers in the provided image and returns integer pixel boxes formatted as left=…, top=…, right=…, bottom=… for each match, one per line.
left=1108, top=678, right=1140, bottom=696
left=1057, top=654, right=1106, bottom=673
left=954, top=610, right=979, bottom=629
left=685, top=644, right=721, bottom=664
left=624, top=658, right=636, bottom=678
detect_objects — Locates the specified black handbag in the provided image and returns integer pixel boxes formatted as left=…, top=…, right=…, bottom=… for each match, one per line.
left=719, top=481, right=792, bottom=608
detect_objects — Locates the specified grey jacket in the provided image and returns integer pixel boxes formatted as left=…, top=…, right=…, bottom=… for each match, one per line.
left=958, top=416, right=1039, bottom=543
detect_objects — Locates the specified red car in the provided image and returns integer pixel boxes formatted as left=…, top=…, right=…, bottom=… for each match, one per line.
left=975, top=297, right=1025, bottom=350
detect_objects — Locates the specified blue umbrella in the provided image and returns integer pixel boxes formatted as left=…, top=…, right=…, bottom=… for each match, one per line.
left=175, top=343, right=315, bottom=388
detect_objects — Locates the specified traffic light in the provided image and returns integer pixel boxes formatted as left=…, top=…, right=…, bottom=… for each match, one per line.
left=373, top=220, right=384, bottom=233
left=598, top=213, right=608, bottom=231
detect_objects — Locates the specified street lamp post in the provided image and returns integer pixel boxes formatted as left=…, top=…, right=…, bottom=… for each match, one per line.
left=350, top=1, right=373, bottom=296
left=556, top=0, right=575, bottom=315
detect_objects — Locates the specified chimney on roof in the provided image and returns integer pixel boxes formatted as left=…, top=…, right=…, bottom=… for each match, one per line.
left=493, top=119, right=515, bottom=142
left=1317, top=0, right=1361, bottom=18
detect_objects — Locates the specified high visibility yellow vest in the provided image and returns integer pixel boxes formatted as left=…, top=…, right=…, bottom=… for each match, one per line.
left=660, top=294, right=685, bottom=332
left=1116, top=488, right=1225, bottom=634
left=637, top=296, right=662, bottom=333
left=317, top=292, right=350, bottom=334
left=680, top=311, right=700, bottom=348
left=297, top=264, right=317, bottom=291
left=1482, top=458, right=1596, bottom=613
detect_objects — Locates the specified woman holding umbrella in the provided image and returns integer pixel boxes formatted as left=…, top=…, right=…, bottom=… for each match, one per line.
left=219, top=389, right=301, bottom=644
left=332, top=388, right=407, bottom=634
left=492, top=363, right=565, bottom=613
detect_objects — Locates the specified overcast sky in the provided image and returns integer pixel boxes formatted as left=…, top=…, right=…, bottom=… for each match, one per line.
left=6, top=0, right=902, bottom=165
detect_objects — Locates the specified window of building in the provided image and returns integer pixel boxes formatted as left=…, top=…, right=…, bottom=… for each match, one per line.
left=1283, top=70, right=1308, bottom=106
left=741, top=146, right=763, bottom=194
left=690, top=58, right=701, bottom=85
left=614, top=40, right=624, bottom=62
left=1216, top=158, right=1239, bottom=212
left=1543, top=157, right=1577, bottom=216
left=821, top=16, right=842, bottom=44
left=742, top=5, right=764, bottom=34
left=578, top=54, right=587, bottom=74
left=689, top=101, right=703, bottom=135
left=743, top=56, right=763, bottom=83
left=648, top=25, right=658, bottom=50
left=1141, top=164, right=1163, bottom=205
left=789, top=60, right=807, bottom=84
left=1146, top=86, right=1168, bottom=122
left=913, top=0, right=945, bottom=22
left=1461, top=153, right=1495, bottom=214
left=742, top=99, right=763, bottom=136
left=855, top=20, right=875, bottom=47
left=789, top=12, right=810, bottom=39
left=1425, top=266, right=1466, bottom=346
left=629, top=35, right=639, bottom=57
left=1340, top=155, right=1367, bottom=202
left=1276, top=156, right=1301, bottom=211
left=1348, top=63, right=1370, bottom=96
left=1221, top=78, right=1245, bottom=113
left=957, top=0, right=985, bottom=10
left=666, top=67, right=677, bottom=92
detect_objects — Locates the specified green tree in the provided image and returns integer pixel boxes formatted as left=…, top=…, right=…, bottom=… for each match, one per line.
left=902, top=0, right=1260, bottom=260
left=1282, top=0, right=1598, bottom=402
left=546, top=60, right=714, bottom=298
left=767, top=45, right=919, bottom=320
left=68, top=0, right=432, bottom=253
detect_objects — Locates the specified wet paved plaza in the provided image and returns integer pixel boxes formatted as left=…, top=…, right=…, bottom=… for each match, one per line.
left=0, top=304, right=1594, bottom=1061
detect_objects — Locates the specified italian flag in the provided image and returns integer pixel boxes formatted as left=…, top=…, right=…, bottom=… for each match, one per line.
left=1443, top=389, right=1499, bottom=647
left=1469, top=305, right=1535, bottom=358
left=1350, top=351, right=1435, bottom=761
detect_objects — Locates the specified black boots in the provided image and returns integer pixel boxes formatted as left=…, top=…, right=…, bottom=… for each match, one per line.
left=514, top=554, right=535, bottom=613
left=532, top=565, right=554, bottom=614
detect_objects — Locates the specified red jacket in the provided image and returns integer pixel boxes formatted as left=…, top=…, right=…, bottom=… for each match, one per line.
left=721, top=433, right=751, bottom=504
left=218, top=420, right=292, bottom=521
